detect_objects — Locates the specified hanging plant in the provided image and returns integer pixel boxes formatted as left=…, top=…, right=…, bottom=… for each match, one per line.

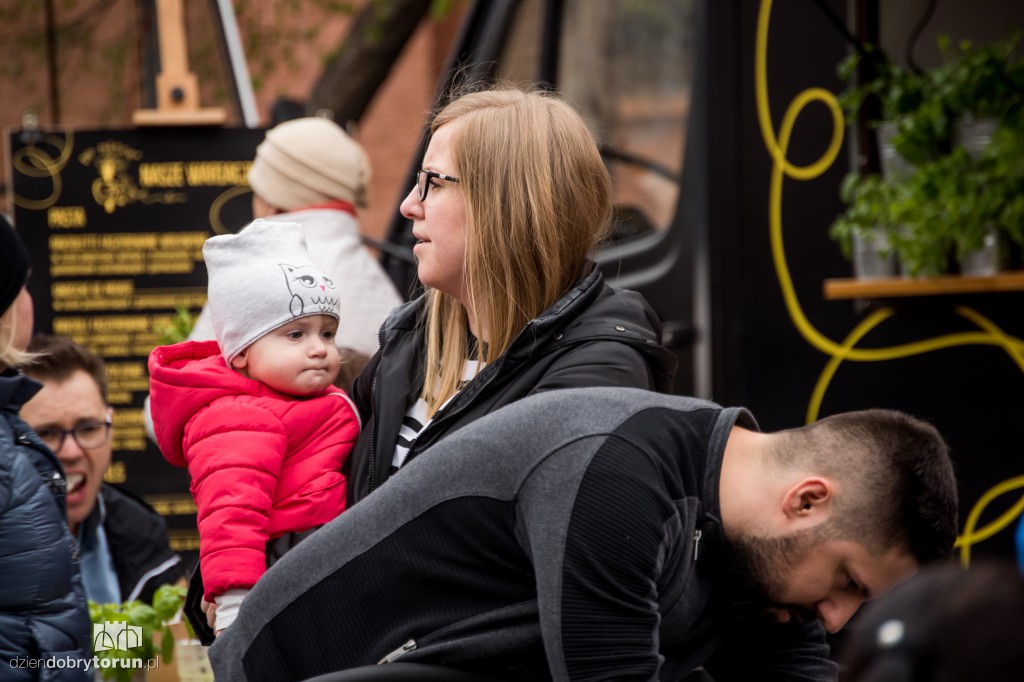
left=833, top=30, right=1024, bottom=278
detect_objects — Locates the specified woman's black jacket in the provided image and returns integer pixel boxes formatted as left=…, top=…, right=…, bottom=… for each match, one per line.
left=346, top=265, right=678, bottom=505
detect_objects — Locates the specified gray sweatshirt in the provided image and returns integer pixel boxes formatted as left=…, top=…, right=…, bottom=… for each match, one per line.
left=211, top=387, right=837, bottom=682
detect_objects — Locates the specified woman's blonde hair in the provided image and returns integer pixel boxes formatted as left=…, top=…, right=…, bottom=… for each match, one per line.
left=0, top=293, right=36, bottom=370
left=421, top=85, right=612, bottom=415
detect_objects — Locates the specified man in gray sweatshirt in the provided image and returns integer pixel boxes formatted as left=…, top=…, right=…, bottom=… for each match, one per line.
left=210, top=387, right=958, bottom=682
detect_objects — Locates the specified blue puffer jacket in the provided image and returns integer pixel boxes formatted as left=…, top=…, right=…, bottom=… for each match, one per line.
left=0, top=369, right=91, bottom=680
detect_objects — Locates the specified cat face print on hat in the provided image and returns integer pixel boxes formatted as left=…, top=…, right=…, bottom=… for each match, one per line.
left=203, top=220, right=340, bottom=362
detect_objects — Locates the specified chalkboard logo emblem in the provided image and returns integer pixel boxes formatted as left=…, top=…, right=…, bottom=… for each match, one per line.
left=79, top=141, right=186, bottom=215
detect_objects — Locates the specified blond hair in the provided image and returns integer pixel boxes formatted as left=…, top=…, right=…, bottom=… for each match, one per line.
left=421, top=85, right=612, bottom=415
left=0, top=294, right=37, bottom=369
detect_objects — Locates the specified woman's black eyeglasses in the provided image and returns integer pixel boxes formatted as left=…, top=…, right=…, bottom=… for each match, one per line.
left=36, top=420, right=112, bottom=453
left=415, top=169, right=459, bottom=202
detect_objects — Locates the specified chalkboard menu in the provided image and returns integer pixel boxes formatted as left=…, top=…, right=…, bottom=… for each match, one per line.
left=6, top=125, right=266, bottom=564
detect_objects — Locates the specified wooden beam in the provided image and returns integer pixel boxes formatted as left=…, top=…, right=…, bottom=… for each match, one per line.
left=823, top=272, right=1024, bottom=300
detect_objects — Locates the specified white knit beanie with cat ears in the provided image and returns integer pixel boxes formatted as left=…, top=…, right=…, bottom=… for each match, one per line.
left=247, top=117, right=371, bottom=211
left=204, top=219, right=340, bottom=363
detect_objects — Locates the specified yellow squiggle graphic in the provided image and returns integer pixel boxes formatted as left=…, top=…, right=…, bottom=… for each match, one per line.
left=956, top=477, right=1024, bottom=567
left=11, top=131, right=75, bottom=210
left=805, top=308, right=893, bottom=424
left=755, top=0, right=1023, bottom=563
left=209, top=184, right=252, bottom=236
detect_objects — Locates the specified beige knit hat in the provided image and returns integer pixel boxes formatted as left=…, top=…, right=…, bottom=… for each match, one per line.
left=248, top=117, right=371, bottom=211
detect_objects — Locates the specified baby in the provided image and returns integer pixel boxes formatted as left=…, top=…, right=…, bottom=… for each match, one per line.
left=148, top=219, right=360, bottom=636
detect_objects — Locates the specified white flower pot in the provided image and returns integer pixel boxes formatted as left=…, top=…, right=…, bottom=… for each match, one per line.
left=175, top=640, right=214, bottom=682
left=959, top=229, right=1001, bottom=276
left=876, top=121, right=914, bottom=180
left=954, top=116, right=999, bottom=160
left=853, top=228, right=898, bottom=279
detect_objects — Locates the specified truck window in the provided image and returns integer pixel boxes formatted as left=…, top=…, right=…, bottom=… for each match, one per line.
left=497, top=0, right=696, bottom=243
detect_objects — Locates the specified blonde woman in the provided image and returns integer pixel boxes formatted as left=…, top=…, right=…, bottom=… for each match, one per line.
left=0, top=217, right=91, bottom=677
left=346, top=85, right=677, bottom=504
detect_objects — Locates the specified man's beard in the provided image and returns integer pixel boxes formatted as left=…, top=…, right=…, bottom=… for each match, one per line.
left=719, top=527, right=821, bottom=624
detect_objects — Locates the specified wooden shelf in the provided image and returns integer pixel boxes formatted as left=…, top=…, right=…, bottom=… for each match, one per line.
left=823, top=272, right=1024, bottom=300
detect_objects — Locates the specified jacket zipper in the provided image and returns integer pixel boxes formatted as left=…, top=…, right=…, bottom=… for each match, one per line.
left=17, top=434, right=67, bottom=495
left=660, top=526, right=704, bottom=617
left=378, top=639, right=416, bottom=664
left=366, top=353, right=383, bottom=494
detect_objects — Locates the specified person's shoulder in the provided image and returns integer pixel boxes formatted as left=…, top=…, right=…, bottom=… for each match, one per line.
left=149, top=339, right=222, bottom=368
left=101, top=483, right=162, bottom=520
left=551, top=270, right=658, bottom=336
left=100, top=484, right=174, bottom=550
left=480, top=389, right=721, bottom=435
left=589, top=284, right=660, bottom=327
left=601, top=282, right=655, bottom=308
left=304, top=389, right=360, bottom=419
left=553, top=283, right=677, bottom=388
left=530, top=387, right=717, bottom=411
left=1, top=419, right=53, bottom=487
left=99, top=484, right=184, bottom=596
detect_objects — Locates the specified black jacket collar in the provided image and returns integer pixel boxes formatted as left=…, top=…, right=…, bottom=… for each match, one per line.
left=0, top=367, right=41, bottom=412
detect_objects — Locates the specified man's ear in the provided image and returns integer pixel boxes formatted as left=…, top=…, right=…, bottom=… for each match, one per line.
left=781, top=477, right=833, bottom=526
left=230, top=349, right=249, bottom=370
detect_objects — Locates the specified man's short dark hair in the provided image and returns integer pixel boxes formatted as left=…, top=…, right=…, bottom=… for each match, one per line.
left=24, top=333, right=109, bottom=404
left=776, top=409, right=958, bottom=564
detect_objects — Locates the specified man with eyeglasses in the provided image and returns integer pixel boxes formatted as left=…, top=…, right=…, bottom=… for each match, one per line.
left=21, top=334, right=184, bottom=605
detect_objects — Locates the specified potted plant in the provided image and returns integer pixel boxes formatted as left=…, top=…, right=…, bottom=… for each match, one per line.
left=832, top=32, right=1024, bottom=278
left=836, top=46, right=930, bottom=177
left=939, top=31, right=1024, bottom=153
left=836, top=45, right=925, bottom=125
left=89, top=584, right=188, bottom=682
left=829, top=172, right=900, bottom=279
left=912, top=150, right=997, bottom=274
left=153, top=305, right=197, bottom=345
left=897, top=111, right=1024, bottom=275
